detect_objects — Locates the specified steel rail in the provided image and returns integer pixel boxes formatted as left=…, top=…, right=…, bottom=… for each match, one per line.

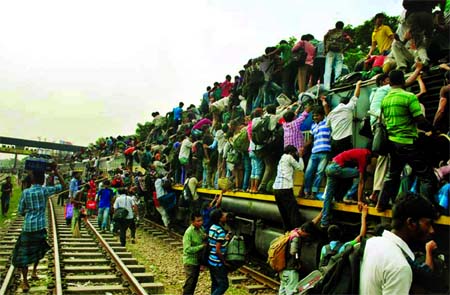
left=0, top=264, right=15, bottom=295
left=83, top=217, right=149, bottom=295
left=239, top=265, right=280, bottom=289
left=142, top=218, right=281, bottom=290
left=48, top=198, right=63, bottom=295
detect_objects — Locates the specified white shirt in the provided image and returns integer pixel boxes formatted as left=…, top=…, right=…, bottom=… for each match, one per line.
left=360, top=230, right=414, bottom=295
left=272, top=154, right=304, bottom=190
left=113, top=194, right=136, bottom=220
left=326, top=96, right=357, bottom=140
left=154, top=178, right=166, bottom=199
left=178, top=138, right=193, bottom=160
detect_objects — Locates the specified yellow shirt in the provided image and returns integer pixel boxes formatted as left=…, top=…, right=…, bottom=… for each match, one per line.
left=371, top=25, right=393, bottom=54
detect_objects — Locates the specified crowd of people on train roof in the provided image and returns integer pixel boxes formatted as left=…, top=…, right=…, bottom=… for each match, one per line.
left=10, top=1, right=450, bottom=294
left=75, top=2, right=450, bottom=221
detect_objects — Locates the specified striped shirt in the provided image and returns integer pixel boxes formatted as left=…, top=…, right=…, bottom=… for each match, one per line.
left=381, top=88, right=422, bottom=144
left=311, top=119, right=331, bottom=154
left=273, top=154, right=304, bottom=190
left=18, top=184, right=62, bottom=232
left=208, top=224, right=227, bottom=267
left=283, top=111, right=309, bottom=152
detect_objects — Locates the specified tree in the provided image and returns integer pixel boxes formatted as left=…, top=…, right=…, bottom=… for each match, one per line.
left=135, top=122, right=154, bottom=142
left=344, top=13, right=399, bottom=70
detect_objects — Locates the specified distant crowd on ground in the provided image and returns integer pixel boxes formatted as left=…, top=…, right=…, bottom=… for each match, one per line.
left=53, top=2, right=450, bottom=294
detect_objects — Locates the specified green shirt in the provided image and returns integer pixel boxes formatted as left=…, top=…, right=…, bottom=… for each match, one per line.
left=276, top=43, right=292, bottom=68
left=182, top=224, right=206, bottom=265
left=381, top=88, right=422, bottom=144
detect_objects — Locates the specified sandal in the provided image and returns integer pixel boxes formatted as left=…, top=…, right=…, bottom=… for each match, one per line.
left=21, top=282, right=30, bottom=293
left=343, top=198, right=357, bottom=205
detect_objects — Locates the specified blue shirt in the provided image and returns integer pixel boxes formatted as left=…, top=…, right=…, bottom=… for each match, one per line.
left=97, top=188, right=114, bottom=209
left=208, top=224, right=227, bottom=267
left=311, top=119, right=331, bottom=153
left=201, top=206, right=216, bottom=232
left=173, top=106, right=183, bottom=120
left=18, top=184, right=62, bottom=232
left=69, top=178, right=79, bottom=198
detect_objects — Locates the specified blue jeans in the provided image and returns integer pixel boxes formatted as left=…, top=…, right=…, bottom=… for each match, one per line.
left=321, top=162, right=359, bottom=226
left=324, top=51, right=343, bottom=89
left=242, top=154, right=251, bottom=190
left=209, top=265, right=229, bottom=295
left=249, top=151, right=264, bottom=180
left=202, top=160, right=209, bottom=188
left=263, top=80, right=282, bottom=106
left=97, top=207, right=110, bottom=230
left=304, top=152, right=329, bottom=194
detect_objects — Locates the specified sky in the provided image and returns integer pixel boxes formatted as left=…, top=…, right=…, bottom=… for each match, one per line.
left=0, top=0, right=403, bottom=149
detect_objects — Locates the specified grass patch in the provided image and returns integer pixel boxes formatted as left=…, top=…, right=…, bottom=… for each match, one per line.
left=0, top=176, right=22, bottom=229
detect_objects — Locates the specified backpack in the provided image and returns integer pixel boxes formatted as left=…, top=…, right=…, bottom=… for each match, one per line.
left=292, top=47, right=307, bottom=65
left=162, top=178, right=172, bottom=192
left=179, top=179, right=193, bottom=207
left=267, top=232, right=291, bottom=272
left=319, top=242, right=344, bottom=268
left=233, top=127, right=250, bottom=153
left=299, top=241, right=365, bottom=295
left=249, top=69, right=265, bottom=87
left=251, top=116, right=271, bottom=145
left=226, top=234, right=246, bottom=271
left=226, top=146, right=240, bottom=164
left=140, top=151, right=152, bottom=169
left=326, top=29, right=346, bottom=53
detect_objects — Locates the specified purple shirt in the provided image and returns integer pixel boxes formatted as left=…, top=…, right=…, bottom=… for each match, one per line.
left=283, top=111, right=309, bottom=152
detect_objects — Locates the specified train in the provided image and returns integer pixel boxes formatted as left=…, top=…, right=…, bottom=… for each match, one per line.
left=58, top=67, right=450, bottom=284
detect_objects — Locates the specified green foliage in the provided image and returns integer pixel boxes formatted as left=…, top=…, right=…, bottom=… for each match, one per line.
left=344, top=47, right=366, bottom=72
left=135, top=121, right=154, bottom=142
left=95, top=137, right=106, bottom=146
left=343, top=13, right=399, bottom=70
left=288, top=36, right=297, bottom=47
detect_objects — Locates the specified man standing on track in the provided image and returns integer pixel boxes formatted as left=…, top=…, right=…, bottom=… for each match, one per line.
left=182, top=211, right=207, bottom=295
left=1, top=176, right=13, bottom=216
left=12, top=164, right=66, bottom=293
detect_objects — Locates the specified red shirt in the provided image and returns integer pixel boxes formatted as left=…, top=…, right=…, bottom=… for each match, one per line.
left=220, top=80, right=234, bottom=98
left=333, top=148, right=371, bottom=174
left=124, top=146, right=135, bottom=155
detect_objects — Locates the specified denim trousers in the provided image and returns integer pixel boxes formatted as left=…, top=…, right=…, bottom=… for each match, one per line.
left=242, top=153, right=251, bottom=190
left=304, top=152, right=329, bottom=194
left=97, top=207, right=110, bottom=230
left=249, top=151, right=264, bottom=180
left=321, top=162, right=359, bottom=226
left=324, top=51, right=343, bottom=90
left=378, top=141, right=436, bottom=208
left=209, top=265, right=229, bottom=295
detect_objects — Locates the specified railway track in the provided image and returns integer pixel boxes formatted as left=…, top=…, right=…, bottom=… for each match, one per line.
left=0, top=194, right=165, bottom=294
left=141, top=218, right=280, bottom=294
